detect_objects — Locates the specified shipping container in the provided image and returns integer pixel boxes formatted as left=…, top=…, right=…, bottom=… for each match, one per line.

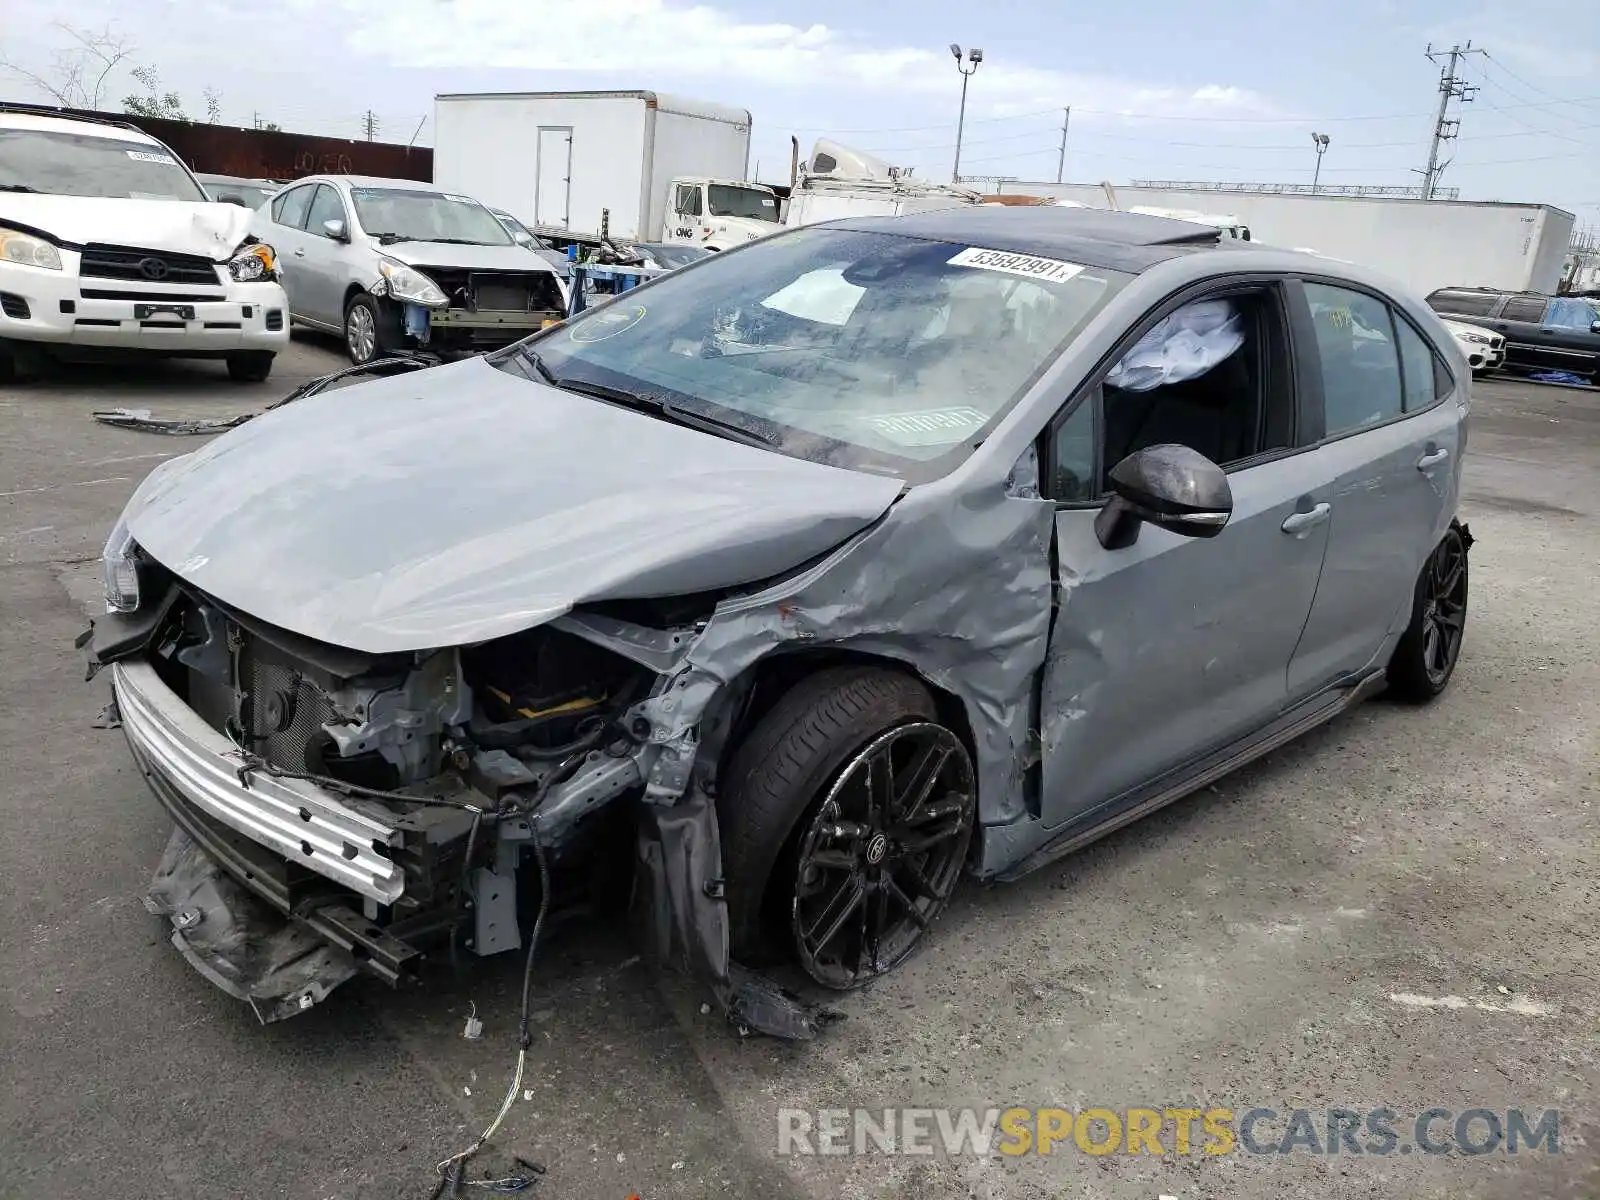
left=433, top=91, right=756, bottom=243
left=993, top=182, right=1576, bottom=298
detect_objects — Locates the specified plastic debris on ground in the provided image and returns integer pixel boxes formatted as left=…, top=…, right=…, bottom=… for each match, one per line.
left=1529, top=370, right=1591, bottom=387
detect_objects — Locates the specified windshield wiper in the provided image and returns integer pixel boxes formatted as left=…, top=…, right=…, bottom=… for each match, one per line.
left=517, top=348, right=775, bottom=447
left=0, top=183, right=41, bottom=193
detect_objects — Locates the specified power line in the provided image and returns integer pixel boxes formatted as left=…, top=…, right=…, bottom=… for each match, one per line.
left=788, top=89, right=1600, bottom=139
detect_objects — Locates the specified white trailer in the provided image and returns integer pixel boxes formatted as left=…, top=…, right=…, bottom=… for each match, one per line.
left=432, top=90, right=773, bottom=245
left=992, top=182, right=1576, bottom=298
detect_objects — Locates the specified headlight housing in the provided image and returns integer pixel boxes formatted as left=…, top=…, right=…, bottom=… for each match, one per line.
left=102, top=514, right=141, bottom=613
left=0, top=226, right=63, bottom=270
left=228, top=242, right=278, bottom=282
left=1456, top=330, right=1490, bottom=345
left=376, top=258, right=448, bottom=308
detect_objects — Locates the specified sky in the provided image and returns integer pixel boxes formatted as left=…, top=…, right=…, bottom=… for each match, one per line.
left=3, top=0, right=1598, bottom=228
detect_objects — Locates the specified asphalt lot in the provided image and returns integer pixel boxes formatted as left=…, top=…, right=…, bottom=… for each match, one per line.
left=2, top=335, right=1595, bottom=1199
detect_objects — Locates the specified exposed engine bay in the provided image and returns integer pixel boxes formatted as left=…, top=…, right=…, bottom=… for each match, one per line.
left=104, top=574, right=693, bottom=1021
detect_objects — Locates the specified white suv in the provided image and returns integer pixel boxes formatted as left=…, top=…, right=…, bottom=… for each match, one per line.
left=0, top=107, right=289, bottom=381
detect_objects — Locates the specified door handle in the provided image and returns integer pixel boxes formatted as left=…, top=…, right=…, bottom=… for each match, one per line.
left=1416, top=447, right=1450, bottom=470
left=1281, top=502, right=1331, bottom=536
left=293, top=248, right=306, bottom=257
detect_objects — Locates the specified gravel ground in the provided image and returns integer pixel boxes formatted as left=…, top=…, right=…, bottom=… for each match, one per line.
left=1, top=339, right=1594, bottom=1199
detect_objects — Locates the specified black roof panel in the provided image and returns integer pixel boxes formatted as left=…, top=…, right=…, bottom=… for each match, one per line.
left=829, top=205, right=1222, bottom=274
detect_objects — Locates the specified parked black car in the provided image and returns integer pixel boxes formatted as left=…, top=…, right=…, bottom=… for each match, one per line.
left=1425, top=287, right=1600, bottom=380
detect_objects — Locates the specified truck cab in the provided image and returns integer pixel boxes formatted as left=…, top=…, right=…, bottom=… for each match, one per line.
left=660, top=178, right=782, bottom=250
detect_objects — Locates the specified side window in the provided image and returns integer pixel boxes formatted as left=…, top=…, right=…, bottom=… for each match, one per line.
left=273, top=184, right=315, bottom=230
left=1546, top=297, right=1599, bottom=330
left=1499, top=296, right=1548, bottom=323
left=1096, top=287, right=1294, bottom=486
left=305, top=184, right=346, bottom=235
left=1394, top=318, right=1440, bottom=412
left=1305, top=282, right=1403, bottom=436
left=674, top=184, right=702, bottom=217
left=1051, top=396, right=1097, bottom=502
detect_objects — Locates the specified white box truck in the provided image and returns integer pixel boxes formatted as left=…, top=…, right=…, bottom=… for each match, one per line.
left=433, top=90, right=782, bottom=249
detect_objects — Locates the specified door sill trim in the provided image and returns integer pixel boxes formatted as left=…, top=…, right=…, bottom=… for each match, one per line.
left=996, top=669, right=1387, bottom=881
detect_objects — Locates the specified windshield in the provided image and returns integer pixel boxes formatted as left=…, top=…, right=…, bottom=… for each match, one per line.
left=505, top=227, right=1129, bottom=480
left=204, top=181, right=276, bottom=208
left=349, top=188, right=513, bottom=245
left=707, top=184, right=781, bottom=222
left=0, top=128, right=206, bottom=200
left=494, top=212, right=534, bottom=239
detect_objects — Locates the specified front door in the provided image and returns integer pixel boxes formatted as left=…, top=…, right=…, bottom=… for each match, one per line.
left=1487, top=293, right=1552, bottom=371
left=1286, top=282, right=1459, bottom=695
left=1039, top=280, right=1331, bottom=830
left=1527, top=296, right=1600, bottom=377
left=299, top=184, right=356, bottom=327
left=535, top=127, right=573, bottom=229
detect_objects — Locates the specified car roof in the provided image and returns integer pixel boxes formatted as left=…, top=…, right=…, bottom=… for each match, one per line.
left=0, top=107, right=162, bottom=145
left=829, top=205, right=1248, bottom=274
left=303, top=175, right=458, bottom=193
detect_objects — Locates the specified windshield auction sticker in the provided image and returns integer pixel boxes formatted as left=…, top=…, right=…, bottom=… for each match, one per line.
left=948, top=246, right=1085, bottom=283
left=569, top=305, right=646, bottom=343
left=868, top=406, right=988, bottom=447
left=125, top=150, right=178, bottom=164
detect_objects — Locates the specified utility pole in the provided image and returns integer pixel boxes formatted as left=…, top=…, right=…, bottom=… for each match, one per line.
left=1056, top=107, right=1071, bottom=184
left=1310, top=132, right=1330, bottom=193
left=1419, top=42, right=1483, bottom=200
left=362, top=110, right=380, bottom=141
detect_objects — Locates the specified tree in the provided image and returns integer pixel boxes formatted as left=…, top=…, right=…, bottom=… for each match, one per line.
left=203, top=86, right=221, bottom=124
left=123, top=66, right=186, bottom=121
left=0, top=21, right=134, bottom=110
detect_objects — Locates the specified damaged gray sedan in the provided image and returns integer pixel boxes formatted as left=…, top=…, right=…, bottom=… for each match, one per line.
left=88, top=207, right=1470, bottom=1034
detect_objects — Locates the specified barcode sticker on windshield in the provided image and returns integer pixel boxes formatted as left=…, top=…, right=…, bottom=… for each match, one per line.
left=126, top=150, right=177, bottom=165
left=948, top=246, right=1085, bottom=283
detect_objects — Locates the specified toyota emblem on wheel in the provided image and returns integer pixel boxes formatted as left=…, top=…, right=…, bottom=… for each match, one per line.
left=865, top=833, right=889, bottom=865
left=138, top=257, right=169, bottom=280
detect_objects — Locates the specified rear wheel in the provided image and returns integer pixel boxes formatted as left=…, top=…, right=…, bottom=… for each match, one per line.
left=1387, top=524, right=1470, bottom=702
left=717, top=668, right=975, bottom=988
left=225, top=351, right=274, bottom=382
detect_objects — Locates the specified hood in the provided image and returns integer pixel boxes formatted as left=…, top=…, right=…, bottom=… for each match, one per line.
left=381, top=240, right=559, bottom=274
left=1441, top=318, right=1495, bottom=338
left=122, top=356, right=902, bottom=653
left=0, top=194, right=252, bottom=257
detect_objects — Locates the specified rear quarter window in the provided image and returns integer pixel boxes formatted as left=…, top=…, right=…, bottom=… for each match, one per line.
left=1498, top=297, right=1549, bottom=323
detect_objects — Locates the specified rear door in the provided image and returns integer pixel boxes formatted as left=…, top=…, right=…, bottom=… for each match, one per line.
left=535, top=127, right=573, bottom=229
left=267, top=182, right=317, bottom=320
left=1487, top=294, right=1552, bottom=370
left=1286, top=281, right=1461, bottom=696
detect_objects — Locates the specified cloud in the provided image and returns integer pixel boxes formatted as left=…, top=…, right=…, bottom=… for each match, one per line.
left=335, top=0, right=1276, bottom=120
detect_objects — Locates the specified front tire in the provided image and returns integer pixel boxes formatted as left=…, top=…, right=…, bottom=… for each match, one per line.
left=1387, top=523, right=1470, bottom=702
left=225, top=351, right=274, bottom=383
left=344, top=292, right=397, bottom=365
left=717, top=667, right=975, bottom=988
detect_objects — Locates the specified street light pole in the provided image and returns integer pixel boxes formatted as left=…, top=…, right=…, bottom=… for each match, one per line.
left=950, top=43, right=983, bottom=183
left=1311, top=132, right=1330, bottom=194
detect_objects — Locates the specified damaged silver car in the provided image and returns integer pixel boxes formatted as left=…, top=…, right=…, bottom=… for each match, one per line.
left=255, top=175, right=567, bottom=365
left=88, top=207, right=1471, bottom=1034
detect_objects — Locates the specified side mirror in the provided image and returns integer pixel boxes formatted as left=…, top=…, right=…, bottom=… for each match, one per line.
left=1590, top=320, right=1600, bottom=334
left=322, top=218, right=348, bottom=241
left=1094, top=444, right=1233, bottom=550
left=217, top=193, right=249, bottom=207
